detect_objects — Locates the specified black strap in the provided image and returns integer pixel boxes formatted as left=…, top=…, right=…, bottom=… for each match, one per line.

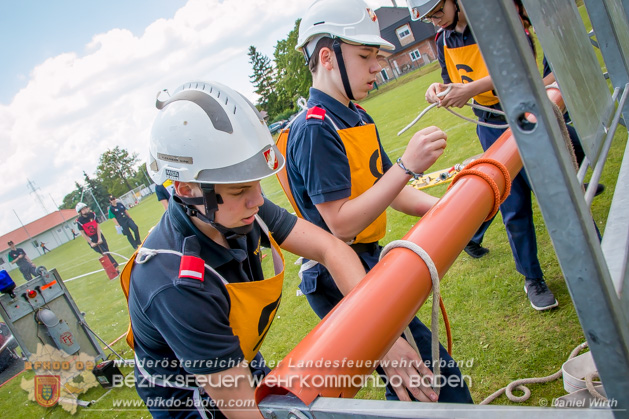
left=332, top=40, right=355, bottom=101
left=350, top=242, right=379, bottom=255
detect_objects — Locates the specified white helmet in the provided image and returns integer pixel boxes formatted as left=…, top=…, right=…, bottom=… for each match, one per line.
left=148, top=81, right=284, bottom=186
left=75, top=202, right=88, bottom=213
left=296, top=0, right=395, bottom=60
left=408, top=0, right=443, bottom=21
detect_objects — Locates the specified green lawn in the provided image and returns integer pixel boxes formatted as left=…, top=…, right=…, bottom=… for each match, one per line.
left=2, top=14, right=625, bottom=417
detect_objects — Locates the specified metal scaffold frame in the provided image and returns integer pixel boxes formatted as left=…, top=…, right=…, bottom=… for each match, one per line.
left=257, top=0, right=629, bottom=417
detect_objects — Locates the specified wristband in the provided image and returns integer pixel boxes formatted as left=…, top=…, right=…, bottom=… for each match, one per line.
left=396, top=157, right=423, bottom=180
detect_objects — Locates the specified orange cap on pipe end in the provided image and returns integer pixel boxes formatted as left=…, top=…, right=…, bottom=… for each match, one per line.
left=255, top=91, right=564, bottom=406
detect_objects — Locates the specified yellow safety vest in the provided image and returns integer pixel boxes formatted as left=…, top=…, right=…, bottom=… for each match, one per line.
left=120, top=216, right=285, bottom=362
left=443, top=34, right=500, bottom=107
left=276, top=107, right=386, bottom=244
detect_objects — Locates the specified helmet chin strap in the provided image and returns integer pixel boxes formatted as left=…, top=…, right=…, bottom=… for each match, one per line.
left=332, top=39, right=356, bottom=101
left=173, top=184, right=254, bottom=239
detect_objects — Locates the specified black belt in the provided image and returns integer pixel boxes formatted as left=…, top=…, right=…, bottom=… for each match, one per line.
left=350, top=242, right=379, bottom=255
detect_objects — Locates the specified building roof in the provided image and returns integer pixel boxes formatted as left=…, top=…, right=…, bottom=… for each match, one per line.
left=376, top=6, right=436, bottom=51
left=0, top=209, right=77, bottom=252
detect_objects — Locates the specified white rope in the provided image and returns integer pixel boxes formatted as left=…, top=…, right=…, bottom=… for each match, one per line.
left=379, top=240, right=441, bottom=395
left=397, top=85, right=509, bottom=136
left=480, top=341, right=592, bottom=404
left=101, top=251, right=130, bottom=261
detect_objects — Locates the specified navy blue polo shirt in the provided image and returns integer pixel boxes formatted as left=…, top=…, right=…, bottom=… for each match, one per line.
left=285, top=88, right=392, bottom=234
left=128, top=197, right=296, bottom=410
left=109, top=202, right=130, bottom=222
left=8, top=248, right=29, bottom=269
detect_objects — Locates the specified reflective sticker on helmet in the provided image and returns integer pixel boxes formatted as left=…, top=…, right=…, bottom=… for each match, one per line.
left=165, top=168, right=180, bottom=180
left=264, top=148, right=279, bottom=170
left=367, top=8, right=377, bottom=22
left=411, top=8, right=421, bottom=20
left=157, top=153, right=193, bottom=164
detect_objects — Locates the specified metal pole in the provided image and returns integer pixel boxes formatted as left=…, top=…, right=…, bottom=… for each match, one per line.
left=86, top=187, right=106, bottom=221
left=463, top=0, right=629, bottom=412
left=12, top=209, right=32, bottom=240
left=50, top=194, right=71, bottom=242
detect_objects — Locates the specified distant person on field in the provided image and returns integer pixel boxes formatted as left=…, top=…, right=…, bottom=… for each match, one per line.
left=75, top=202, right=119, bottom=270
left=108, top=195, right=142, bottom=248
left=7, top=241, right=39, bottom=281
left=40, top=242, right=51, bottom=253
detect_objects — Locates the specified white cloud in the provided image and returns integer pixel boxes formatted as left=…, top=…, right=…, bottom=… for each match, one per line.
left=0, top=0, right=406, bottom=235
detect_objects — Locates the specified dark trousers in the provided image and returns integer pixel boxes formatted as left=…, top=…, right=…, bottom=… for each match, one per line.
left=120, top=219, right=141, bottom=248
left=89, top=236, right=119, bottom=268
left=18, top=263, right=39, bottom=281
left=301, top=249, right=474, bottom=404
left=469, top=124, right=543, bottom=279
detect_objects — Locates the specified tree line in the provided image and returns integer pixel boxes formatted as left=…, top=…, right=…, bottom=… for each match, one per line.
left=61, top=146, right=150, bottom=214
left=248, top=19, right=312, bottom=122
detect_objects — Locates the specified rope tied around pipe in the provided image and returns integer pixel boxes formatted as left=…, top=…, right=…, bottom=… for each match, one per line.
left=448, top=158, right=512, bottom=220
left=379, top=240, right=442, bottom=395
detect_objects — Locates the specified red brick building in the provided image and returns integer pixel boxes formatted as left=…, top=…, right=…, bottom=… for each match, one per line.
left=374, top=6, right=438, bottom=84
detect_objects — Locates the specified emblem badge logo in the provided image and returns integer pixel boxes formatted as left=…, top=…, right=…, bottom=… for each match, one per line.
left=264, top=148, right=279, bottom=170
left=35, top=375, right=60, bottom=408
left=367, top=8, right=377, bottom=22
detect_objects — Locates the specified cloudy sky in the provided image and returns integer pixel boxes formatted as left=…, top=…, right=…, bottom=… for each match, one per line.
left=0, top=0, right=405, bottom=237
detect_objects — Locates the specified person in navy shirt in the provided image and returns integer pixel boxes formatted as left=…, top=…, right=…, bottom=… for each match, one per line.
left=7, top=241, right=38, bottom=281
left=123, top=81, right=367, bottom=418
left=108, top=195, right=142, bottom=248
left=280, top=0, right=472, bottom=404
left=414, top=0, right=558, bottom=311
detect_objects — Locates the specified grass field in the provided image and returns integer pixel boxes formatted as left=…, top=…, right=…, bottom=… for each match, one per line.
left=2, top=12, right=625, bottom=417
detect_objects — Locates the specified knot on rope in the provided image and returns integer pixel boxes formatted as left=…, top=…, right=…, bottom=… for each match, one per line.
left=448, top=158, right=511, bottom=220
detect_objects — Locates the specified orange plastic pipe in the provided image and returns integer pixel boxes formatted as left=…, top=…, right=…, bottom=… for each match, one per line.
left=255, top=88, right=564, bottom=406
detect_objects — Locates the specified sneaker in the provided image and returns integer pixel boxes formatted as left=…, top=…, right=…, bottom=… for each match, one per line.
left=464, top=241, right=489, bottom=258
left=524, top=278, right=558, bottom=311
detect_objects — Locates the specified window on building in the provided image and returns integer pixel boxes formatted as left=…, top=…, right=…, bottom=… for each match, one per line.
left=0, top=257, right=4, bottom=264
left=396, top=25, right=411, bottom=40
left=381, top=68, right=389, bottom=81
left=410, top=50, right=422, bottom=61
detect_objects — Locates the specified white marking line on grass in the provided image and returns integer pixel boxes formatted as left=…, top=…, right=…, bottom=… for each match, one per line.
left=65, top=261, right=128, bottom=282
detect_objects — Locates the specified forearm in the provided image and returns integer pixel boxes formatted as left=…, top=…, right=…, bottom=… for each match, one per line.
left=465, top=76, right=494, bottom=98
left=281, top=219, right=366, bottom=295
left=199, top=364, right=262, bottom=419
left=318, top=164, right=411, bottom=242
left=390, top=185, right=438, bottom=217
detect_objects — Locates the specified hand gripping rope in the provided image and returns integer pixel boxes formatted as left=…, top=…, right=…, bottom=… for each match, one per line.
left=379, top=240, right=442, bottom=395
left=397, top=85, right=510, bottom=136
left=448, top=158, right=512, bottom=221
